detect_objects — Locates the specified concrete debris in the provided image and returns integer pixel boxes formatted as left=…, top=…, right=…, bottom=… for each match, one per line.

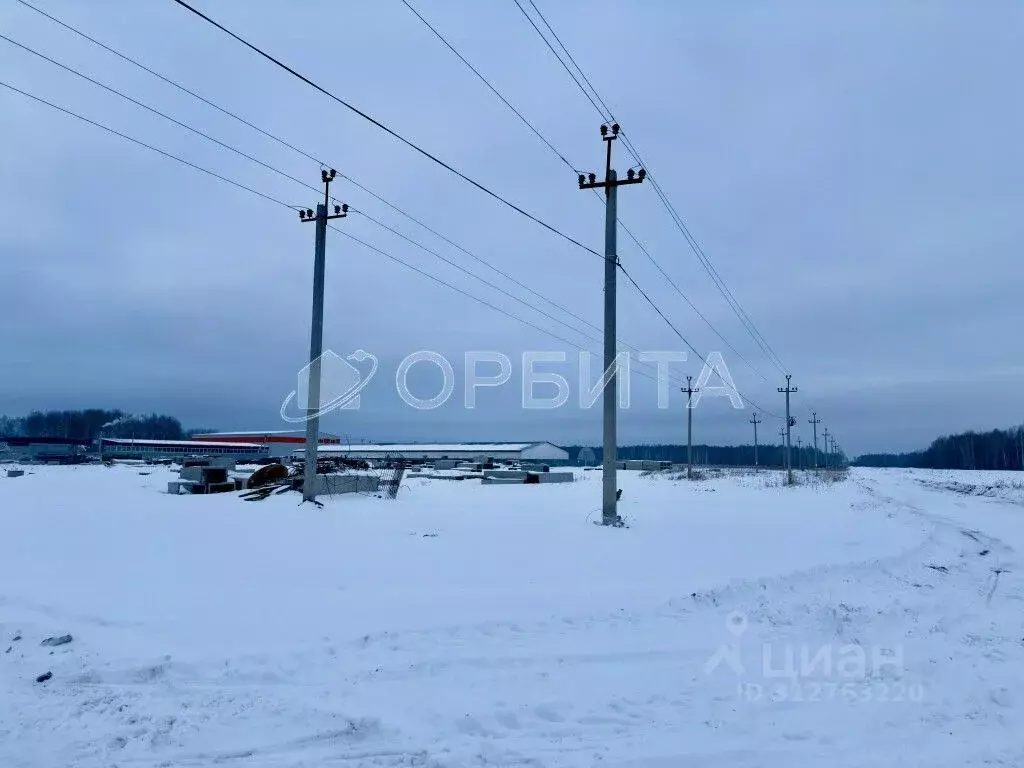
left=40, top=634, right=72, bottom=647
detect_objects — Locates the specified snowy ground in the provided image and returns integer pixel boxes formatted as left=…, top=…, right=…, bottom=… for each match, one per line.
left=1, top=463, right=1022, bottom=767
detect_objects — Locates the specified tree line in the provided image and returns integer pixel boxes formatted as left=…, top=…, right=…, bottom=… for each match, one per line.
left=0, top=409, right=215, bottom=441
left=854, top=426, right=1024, bottom=470
left=566, top=443, right=845, bottom=468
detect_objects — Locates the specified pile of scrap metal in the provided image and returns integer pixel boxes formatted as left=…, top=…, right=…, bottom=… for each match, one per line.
left=239, top=463, right=299, bottom=501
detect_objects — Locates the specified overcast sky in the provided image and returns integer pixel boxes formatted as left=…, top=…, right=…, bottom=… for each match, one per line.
left=1, top=0, right=1022, bottom=455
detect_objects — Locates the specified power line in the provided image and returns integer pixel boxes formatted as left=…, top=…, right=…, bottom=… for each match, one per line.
left=22, top=0, right=754, bottom=397
left=0, top=79, right=294, bottom=211
left=0, top=76, right=686, bottom=395
left=399, top=0, right=769, bottom=382
left=13, top=0, right=322, bottom=165
left=523, top=0, right=615, bottom=121
left=513, top=0, right=790, bottom=375
left=3, top=28, right=694, bottom=389
left=0, top=32, right=323, bottom=199
left=509, top=0, right=606, bottom=119
left=397, top=0, right=577, bottom=172
left=12, top=0, right=610, bottom=343
left=9, top=5, right=780, bottom=417
left=168, top=0, right=604, bottom=261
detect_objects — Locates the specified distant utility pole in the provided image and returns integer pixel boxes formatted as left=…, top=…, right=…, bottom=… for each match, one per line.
left=299, top=169, right=349, bottom=503
left=749, top=412, right=762, bottom=469
left=822, top=426, right=830, bottom=470
left=778, top=426, right=787, bottom=467
left=778, top=375, right=798, bottom=485
left=808, top=411, right=821, bottom=469
left=683, top=375, right=699, bottom=479
left=796, top=436, right=803, bottom=469
left=579, top=123, right=645, bottom=526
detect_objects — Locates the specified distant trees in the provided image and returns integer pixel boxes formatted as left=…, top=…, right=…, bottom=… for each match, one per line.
left=565, top=443, right=844, bottom=468
left=0, top=409, right=188, bottom=440
left=854, top=425, right=1024, bottom=470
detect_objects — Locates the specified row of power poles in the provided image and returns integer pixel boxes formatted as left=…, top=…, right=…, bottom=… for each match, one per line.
left=295, top=129, right=842, bottom=512
left=746, top=396, right=842, bottom=478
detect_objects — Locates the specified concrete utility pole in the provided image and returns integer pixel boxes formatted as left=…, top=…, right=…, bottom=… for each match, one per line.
left=778, top=375, right=798, bottom=485
left=796, top=436, right=803, bottom=469
left=808, top=411, right=821, bottom=469
left=299, top=169, right=349, bottom=503
left=579, top=123, right=645, bottom=526
left=822, top=426, right=830, bottom=469
left=778, top=426, right=787, bottom=467
left=749, top=412, right=762, bottom=469
left=683, top=375, right=699, bottom=479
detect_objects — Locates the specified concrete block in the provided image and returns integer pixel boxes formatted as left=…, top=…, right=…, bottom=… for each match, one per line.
left=535, top=472, right=574, bottom=483
left=625, top=460, right=645, bottom=471
left=482, top=476, right=526, bottom=485
left=483, top=470, right=528, bottom=479
left=180, top=466, right=206, bottom=483
left=6, top=469, right=24, bottom=478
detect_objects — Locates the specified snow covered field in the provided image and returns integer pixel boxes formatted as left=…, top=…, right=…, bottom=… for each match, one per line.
left=1, top=464, right=1022, bottom=767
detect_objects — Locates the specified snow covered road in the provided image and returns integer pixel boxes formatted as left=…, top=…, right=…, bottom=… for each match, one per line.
left=1, top=465, right=1022, bottom=766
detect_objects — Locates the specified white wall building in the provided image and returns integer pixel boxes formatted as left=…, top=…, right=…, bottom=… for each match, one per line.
left=298, top=442, right=569, bottom=464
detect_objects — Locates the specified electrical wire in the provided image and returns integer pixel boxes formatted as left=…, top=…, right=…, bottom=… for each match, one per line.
left=7, top=4, right=784, bottom=417
left=3, top=14, right=712, bottom=391
left=0, top=76, right=686, bottom=395
left=9, top=2, right=608, bottom=344
left=168, top=0, right=604, bottom=261
left=512, top=0, right=791, bottom=376
left=0, top=79, right=294, bottom=211
left=399, top=0, right=772, bottom=382
left=397, top=0, right=577, bottom=172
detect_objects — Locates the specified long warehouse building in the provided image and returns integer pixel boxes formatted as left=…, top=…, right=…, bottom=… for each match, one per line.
left=298, top=442, right=570, bottom=464
left=191, top=430, right=341, bottom=458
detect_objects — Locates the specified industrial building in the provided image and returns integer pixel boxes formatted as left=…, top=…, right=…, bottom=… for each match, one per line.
left=191, top=430, right=341, bottom=458
left=0, top=436, right=93, bottom=463
left=99, top=438, right=270, bottom=462
left=299, top=442, right=570, bottom=465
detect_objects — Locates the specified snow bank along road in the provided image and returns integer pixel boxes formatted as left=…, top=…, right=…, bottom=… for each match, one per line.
left=1, top=465, right=1022, bottom=767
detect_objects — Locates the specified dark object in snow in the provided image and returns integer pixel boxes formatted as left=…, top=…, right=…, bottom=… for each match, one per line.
left=248, top=463, right=288, bottom=489
left=4, top=647, right=10, bottom=654
left=12, top=633, right=21, bottom=642
left=40, top=634, right=72, bottom=647
left=6, top=469, right=25, bottom=478
left=980, top=549, right=990, bottom=556
left=35, top=671, right=52, bottom=683
left=926, top=564, right=949, bottom=573
left=616, top=488, right=623, bottom=501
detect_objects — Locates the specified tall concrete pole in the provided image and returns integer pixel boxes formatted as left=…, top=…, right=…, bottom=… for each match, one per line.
left=683, top=375, right=699, bottom=479
left=578, top=123, right=645, bottom=526
left=749, top=412, right=761, bottom=469
left=601, top=172, right=619, bottom=523
left=822, top=426, right=830, bottom=469
left=302, top=200, right=328, bottom=502
left=778, top=375, right=798, bottom=485
left=300, top=170, right=348, bottom=503
left=808, top=411, right=821, bottom=469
